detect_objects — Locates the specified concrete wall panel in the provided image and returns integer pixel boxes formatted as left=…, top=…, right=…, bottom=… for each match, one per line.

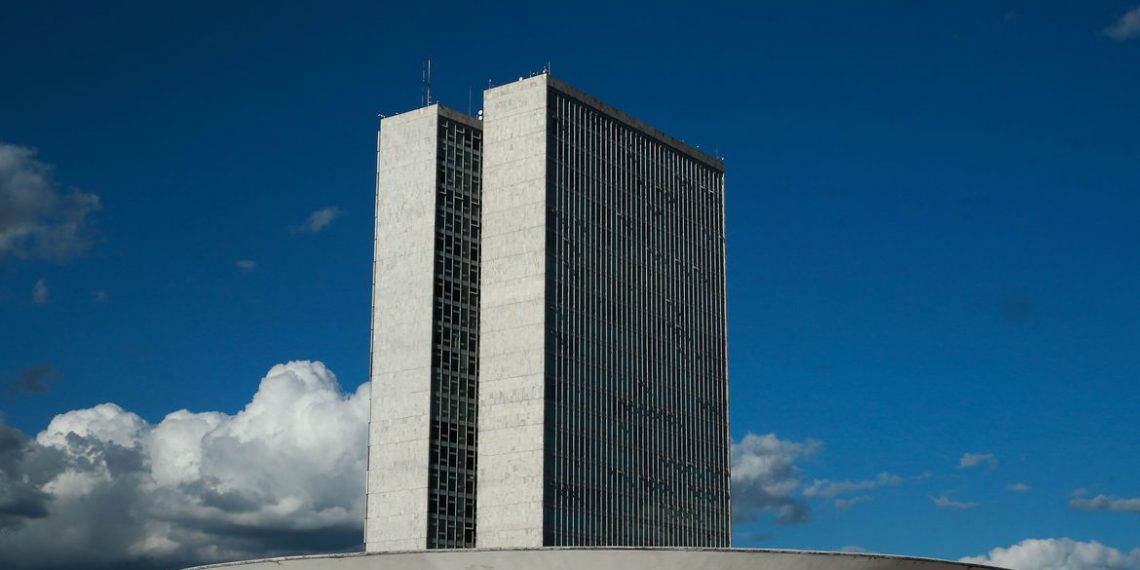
left=477, top=75, right=549, bottom=548
left=366, top=106, right=439, bottom=551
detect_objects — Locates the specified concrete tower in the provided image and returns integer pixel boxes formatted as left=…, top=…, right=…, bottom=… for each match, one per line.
left=367, top=75, right=730, bottom=552
left=476, top=75, right=731, bottom=548
left=366, top=104, right=483, bottom=551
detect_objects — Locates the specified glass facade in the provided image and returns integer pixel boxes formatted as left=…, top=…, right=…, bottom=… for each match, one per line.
left=427, top=114, right=482, bottom=548
left=542, top=87, right=731, bottom=546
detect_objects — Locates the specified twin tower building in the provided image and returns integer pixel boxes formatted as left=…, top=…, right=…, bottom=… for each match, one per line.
left=366, top=74, right=731, bottom=552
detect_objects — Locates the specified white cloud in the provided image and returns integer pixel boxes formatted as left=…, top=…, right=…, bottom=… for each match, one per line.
left=834, top=496, right=871, bottom=510
left=296, top=207, right=343, bottom=233
left=1069, top=494, right=1140, bottom=513
left=0, top=361, right=369, bottom=570
left=731, top=433, right=821, bottom=524
left=804, top=472, right=903, bottom=499
left=32, top=279, right=48, bottom=305
left=235, top=259, right=256, bottom=271
left=1105, top=7, right=1140, bottom=40
left=0, top=143, right=101, bottom=260
left=931, top=494, right=979, bottom=510
left=960, top=452, right=998, bottom=470
left=1007, top=482, right=1031, bottom=493
left=962, top=538, right=1140, bottom=570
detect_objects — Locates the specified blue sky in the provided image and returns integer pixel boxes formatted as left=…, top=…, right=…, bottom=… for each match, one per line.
left=1, top=1, right=1138, bottom=569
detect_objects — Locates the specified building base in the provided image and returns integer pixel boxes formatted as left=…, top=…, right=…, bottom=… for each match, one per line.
left=186, top=547, right=1006, bottom=570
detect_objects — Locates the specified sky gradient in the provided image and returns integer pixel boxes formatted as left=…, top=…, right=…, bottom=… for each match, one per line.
left=1, top=2, right=1138, bottom=569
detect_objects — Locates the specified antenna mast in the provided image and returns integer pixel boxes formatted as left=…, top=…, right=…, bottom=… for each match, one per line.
left=422, top=59, right=433, bottom=106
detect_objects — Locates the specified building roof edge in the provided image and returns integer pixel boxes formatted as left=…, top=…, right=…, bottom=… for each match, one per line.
left=544, top=74, right=725, bottom=172
left=378, top=103, right=481, bottom=130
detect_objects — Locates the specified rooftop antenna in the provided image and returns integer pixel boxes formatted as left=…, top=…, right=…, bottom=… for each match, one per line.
left=544, top=61, right=551, bottom=74
left=468, top=87, right=472, bottom=115
left=422, top=59, right=433, bottom=106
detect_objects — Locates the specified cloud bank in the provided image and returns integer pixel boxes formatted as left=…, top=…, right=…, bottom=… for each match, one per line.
left=963, top=538, right=1140, bottom=570
left=0, top=361, right=369, bottom=570
left=731, top=433, right=820, bottom=524
left=803, top=472, right=903, bottom=499
left=0, top=143, right=101, bottom=261
left=1069, top=494, right=1140, bottom=513
left=4, top=370, right=827, bottom=567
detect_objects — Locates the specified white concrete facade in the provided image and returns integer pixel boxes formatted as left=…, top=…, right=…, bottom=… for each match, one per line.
left=367, top=75, right=729, bottom=550
left=366, top=105, right=440, bottom=551
left=476, top=75, right=550, bottom=548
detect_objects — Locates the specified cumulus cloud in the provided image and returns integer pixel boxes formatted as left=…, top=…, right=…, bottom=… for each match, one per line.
left=0, top=420, right=57, bottom=529
left=960, top=452, right=998, bottom=470
left=803, top=472, right=903, bottom=499
left=0, top=361, right=369, bottom=570
left=1105, top=7, right=1140, bottom=40
left=1069, top=493, right=1140, bottom=513
left=731, top=433, right=820, bottom=524
left=32, top=278, right=48, bottom=304
left=5, top=364, right=54, bottom=395
left=931, top=494, right=979, bottom=510
left=295, top=207, right=343, bottom=233
left=1007, top=482, right=1031, bottom=493
left=962, top=538, right=1140, bottom=570
left=0, top=143, right=101, bottom=261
